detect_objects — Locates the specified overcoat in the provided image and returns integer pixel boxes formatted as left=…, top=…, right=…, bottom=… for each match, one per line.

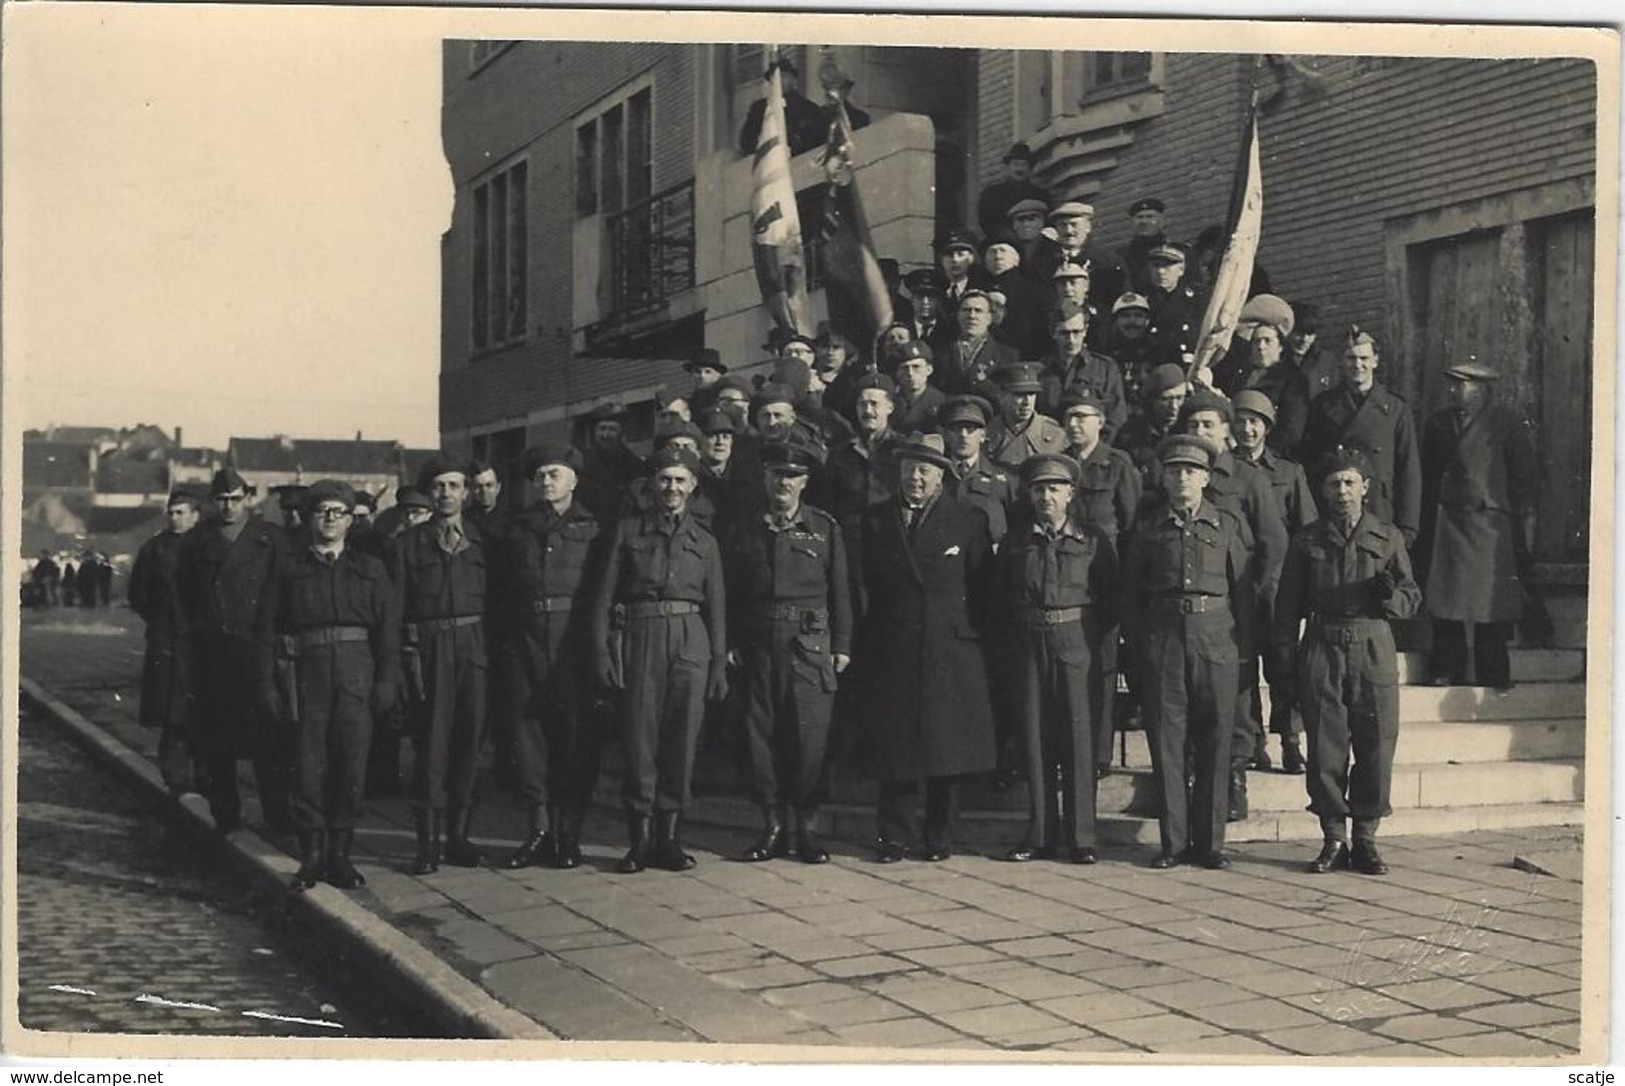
left=1300, top=383, right=1422, bottom=541
left=128, top=530, right=192, bottom=731
left=856, top=493, right=997, bottom=780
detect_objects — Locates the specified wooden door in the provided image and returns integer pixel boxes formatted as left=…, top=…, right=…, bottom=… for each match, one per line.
left=1528, top=210, right=1594, bottom=564
left=1413, top=229, right=1502, bottom=416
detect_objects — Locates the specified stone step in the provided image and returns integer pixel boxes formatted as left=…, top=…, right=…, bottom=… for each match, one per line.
left=1398, top=649, right=1585, bottom=684
left=1257, top=681, right=1585, bottom=723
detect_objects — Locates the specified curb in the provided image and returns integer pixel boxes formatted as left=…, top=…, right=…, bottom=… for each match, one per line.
left=19, top=675, right=556, bottom=1042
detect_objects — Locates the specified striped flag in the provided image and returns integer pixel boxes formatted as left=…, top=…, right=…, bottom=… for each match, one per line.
left=818, top=98, right=893, bottom=353
left=1191, top=99, right=1263, bottom=379
left=750, top=61, right=810, bottom=338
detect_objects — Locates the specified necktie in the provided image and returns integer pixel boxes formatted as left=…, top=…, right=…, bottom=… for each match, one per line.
left=905, top=505, right=920, bottom=535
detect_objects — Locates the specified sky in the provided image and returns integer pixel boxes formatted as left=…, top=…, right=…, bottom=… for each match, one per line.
left=4, top=5, right=451, bottom=451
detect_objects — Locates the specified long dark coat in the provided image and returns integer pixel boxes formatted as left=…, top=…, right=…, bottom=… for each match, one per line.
left=856, top=493, right=997, bottom=780
left=1300, top=383, right=1422, bottom=541
left=128, top=530, right=192, bottom=731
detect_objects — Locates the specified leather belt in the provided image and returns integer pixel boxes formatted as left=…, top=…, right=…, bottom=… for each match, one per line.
left=293, top=626, right=371, bottom=649
left=1014, top=606, right=1085, bottom=627
left=409, top=614, right=485, bottom=635
left=1150, top=595, right=1227, bottom=616
left=749, top=604, right=827, bottom=623
left=1308, top=616, right=1387, bottom=644
left=625, top=600, right=700, bottom=619
left=530, top=596, right=574, bottom=615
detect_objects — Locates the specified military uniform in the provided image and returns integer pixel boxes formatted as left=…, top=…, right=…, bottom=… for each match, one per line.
left=1037, top=350, right=1128, bottom=440
left=1301, top=383, right=1422, bottom=542
left=992, top=413, right=1068, bottom=472
left=946, top=454, right=1014, bottom=545
left=129, top=523, right=196, bottom=792
left=1146, top=283, right=1205, bottom=359
left=893, top=385, right=948, bottom=436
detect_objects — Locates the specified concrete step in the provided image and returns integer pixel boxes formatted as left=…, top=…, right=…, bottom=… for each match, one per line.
left=1398, top=649, right=1585, bottom=684
left=1257, top=681, right=1585, bottom=724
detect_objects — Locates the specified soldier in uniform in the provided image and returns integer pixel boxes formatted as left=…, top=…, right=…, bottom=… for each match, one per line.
left=257, top=480, right=400, bottom=890
left=272, top=484, right=310, bottom=535
left=1300, top=329, right=1422, bottom=545
left=991, top=362, right=1067, bottom=472
left=1115, top=362, right=1191, bottom=489
left=891, top=342, right=948, bottom=435
left=858, top=434, right=998, bottom=862
left=1274, top=448, right=1421, bottom=875
left=591, top=445, right=729, bottom=873
left=1419, top=359, right=1537, bottom=692
left=394, top=456, right=495, bottom=874
left=467, top=460, right=506, bottom=535
left=1115, top=197, right=1168, bottom=297
left=179, top=468, right=291, bottom=836
left=1037, top=301, right=1128, bottom=439
left=1105, top=293, right=1159, bottom=408
left=996, top=454, right=1117, bottom=863
left=1120, top=436, right=1256, bottom=869
left=1231, top=390, right=1316, bottom=774
left=498, top=443, right=608, bottom=870
left=130, top=484, right=206, bottom=793
left=1145, top=244, right=1205, bottom=361
left=577, top=402, right=645, bottom=521
left=728, top=442, right=853, bottom=864
left=1286, top=302, right=1339, bottom=401
left=939, top=395, right=1014, bottom=545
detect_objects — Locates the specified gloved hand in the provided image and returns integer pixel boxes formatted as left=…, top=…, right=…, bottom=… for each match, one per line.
left=705, top=667, right=730, bottom=703
left=1372, top=564, right=1398, bottom=602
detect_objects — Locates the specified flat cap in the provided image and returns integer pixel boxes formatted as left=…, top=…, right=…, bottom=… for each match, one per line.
left=999, top=362, right=1046, bottom=395
left=1178, top=387, right=1234, bottom=427
left=1143, top=363, right=1189, bottom=402
left=394, top=485, right=432, bottom=511
left=902, top=267, right=946, bottom=296
left=210, top=467, right=252, bottom=496
left=956, top=288, right=993, bottom=308
left=1129, top=197, right=1166, bottom=216
left=1052, top=261, right=1092, bottom=281
left=306, top=479, right=356, bottom=511
left=762, top=441, right=820, bottom=476
left=1006, top=198, right=1049, bottom=221
left=1058, top=387, right=1107, bottom=416
left=416, top=454, right=468, bottom=493
left=1022, top=453, right=1080, bottom=487
left=1157, top=434, right=1214, bottom=471
left=582, top=401, right=629, bottom=424
left=646, top=444, right=702, bottom=477
left=1147, top=243, right=1187, bottom=265
left=1003, top=141, right=1035, bottom=163
left=1239, top=294, right=1296, bottom=338
left=696, top=406, right=741, bottom=436
left=938, top=394, right=995, bottom=429
left=1316, top=445, right=1375, bottom=481
left=684, top=347, right=727, bottom=374
left=1048, top=201, right=1094, bottom=220
left=1444, top=357, right=1501, bottom=382
left=891, top=432, right=954, bottom=471
left=1113, top=292, right=1151, bottom=315
left=780, top=333, right=817, bottom=353
left=1231, top=389, right=1277, bottom=427
left=523, top=441, right=583, bottom=477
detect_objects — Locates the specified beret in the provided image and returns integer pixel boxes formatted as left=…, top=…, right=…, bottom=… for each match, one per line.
left=1178, top=388, right=1235, bottom=427
left=306, top=479, right=356, bottom=512
left=696, top=406, right=740, bottom=436
left=167, top=483, right=208, bottom=508
left=852, top=371, right=897, bottom=396
left=1239, top=294, right=1296, bottom=338
left=894, top=341, right=934, bottom=365
left=416, top=454, right=467, bottom=494
left=523, top=441, right=583, bottom=477
left=752, top=380, right=800, bottom=415
left=1003, top=141, right=1035, bottom=163
left=653, top=419, right=704, bottom=449
left=1143, top=363, right=1189, bottom=402
left=1316, top=445, right=1375, bottom=481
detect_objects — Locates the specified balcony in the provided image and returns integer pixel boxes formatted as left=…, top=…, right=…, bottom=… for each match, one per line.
left=603, top=180, right=696, bottom=321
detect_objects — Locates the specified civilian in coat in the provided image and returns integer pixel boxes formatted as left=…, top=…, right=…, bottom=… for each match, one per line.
left=985, top=240, right=1052, bottom=361
left=858, top=434, right=997, bottom=862
left=130, top=485, right=206, bottom=794
left=1212, top=297, right=1311, bottom=455
left=934, top=290, right=1019, bottom=402
left=976, top=142, right=1052, bottom=242
left=1419, top=360, right=1537, bottom=692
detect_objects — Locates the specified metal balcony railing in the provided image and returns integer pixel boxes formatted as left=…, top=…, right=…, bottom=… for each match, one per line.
left=605, top=180, right=696, bottom=318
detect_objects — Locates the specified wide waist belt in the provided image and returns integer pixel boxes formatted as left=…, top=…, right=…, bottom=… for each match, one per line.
left=625, top=600, right=700, bottom=619
left=409, top=614, right=485, bottom=635
left=530, top=596, right=574, bottom=615
left=1014, top=606, right=1085, bottom=627
left=748, top=603, right=827, bottom=623
left=293, top=626, right=371, bottom=649
left=1307, top=616, right=1389, bottom=644
left=1150, top=595, right=1227, bottom=616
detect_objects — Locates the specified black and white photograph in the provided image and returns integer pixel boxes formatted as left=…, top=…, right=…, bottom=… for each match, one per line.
left=2, top=4, right=1616, bottom=1073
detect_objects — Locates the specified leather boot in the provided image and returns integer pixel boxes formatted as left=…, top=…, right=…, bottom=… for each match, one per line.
left=796, top=810, right=830, bottom=865
left=741, top=805, right=788, bottom=862
left=618, top=813, right=651, bottom=874
left=502, top=805, right=555, bottom=869
left=410, top=809, right=441, bottom=875
left=325, top=828, right=366, bottom=889
left=1280, top=735, right=1306, bottom=775
left=442, top=805, right=484, bottom=867
left=653, top=810, right=697, bottom=871
left=1249, top=733, right=1273, bottom=772
left=554, top=804, right=586, bottom=869
left=1227, top=769, right=1249, bottom=822
left=292, top=831, right=324, bottom=890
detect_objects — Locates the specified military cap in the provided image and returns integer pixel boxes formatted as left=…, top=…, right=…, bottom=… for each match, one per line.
left=1143, top=363, right=1189, bottom=402
left=1147, top=243, right=1187, bottom=265
left=771, top=356, right=813, bottom=396
left=1052, top=261, right=1091, bottom=281
left=1003, top=141, right=1035, bottom=163
left=1051, top=299, right=1091, bottom=325
left=1231, top=389, right=1277, bottom=427
left=1316, top=445, right=1375, bottom=482
left=415, top=453, right=467, bottom=494
left=1444, top=356, right=1501, bottom=382
left=852, top=371, right=897, bottom=397
left=523, top=441, right=583, bottom=477
left=1345, top=324, right=1377, bottom=350
left=762, top=441, right=819, bottom=476
left=751, top=381, right=799, bottom=415
left=891, top=432, right=954, bottom=471
left=1006, top=198, right=1049, bottom=221
left=653, top=418, right=704, bottom=449
left=582, top=401, right=629, bottom=424
left=1048, top=201, right=1095, bottom=221
left=210, top=467, right=252, bottom=497
left=307, top=479, right=357, bottom=512
left=1128, top=197, right=1166, bottom=216
left=1178, top=387, right=1234, bottom=427
left=1239, top=294, right=1295, bottom=338
left=684, top=347, right=728, bottom=374
left=1157, top=434, right=1214, bottom=471
left=902, top=267, right=946, bottom=296
left=935, top=226, right=981, bottom=254
left=1058, top=387, right=1107, bottom=417
left=271, top=483, right=309, bottom=508
left=654, top=384, right=693, bottom=410
left=353, top=490, right=378, bottom=513
left=646, top=444, right=702, bottom=477
left=938, top=394, right=995, bottom=429
left=999, top=362, right=1045, bottom=395
left=696, top=406, right=740, bottom=436
left=1022, top=453, right=1081, bottom=487
left=1113, top=292, right=1151, bottom=315
left=781, top=332, right=817, bottom=354
left=394, top=485, right=431, bottom=511
left=167, top=483, right=208, bottom=508
left=893, top=341, right=934, bottom=366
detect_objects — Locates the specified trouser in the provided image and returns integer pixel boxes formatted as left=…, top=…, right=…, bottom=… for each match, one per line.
left=877, top=775, right=962, bottom=849
left=619, top=613, right=709, bottom=816
left=740, top=615, right=836, bottom=814
left=1432, top=620, right=1513, bottom=690
left=193, top=634, right=290, bottom=828
left=1092, top=627, right=1120, bottom=769
left=512, top=619, right=604, bottom=812
left=1014, top=621, right=1098, bottom=850
left=288, top=642, right=375, bottom=830
left=1299, top=621, right=1400, bottom=826
left=408, top=623, right=488, bottom=810
left=1140, top=610, right=1238, bottom=856
left=487, top=637, right=520, bottom=782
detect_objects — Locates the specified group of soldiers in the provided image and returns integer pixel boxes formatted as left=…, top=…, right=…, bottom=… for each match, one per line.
left=125, top=163, right=1537, bottom=886
left=28, top=548, right=114, bottom=608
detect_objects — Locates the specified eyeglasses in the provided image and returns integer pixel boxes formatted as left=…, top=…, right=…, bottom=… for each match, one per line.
left=313, top=507, right=352, bottom=520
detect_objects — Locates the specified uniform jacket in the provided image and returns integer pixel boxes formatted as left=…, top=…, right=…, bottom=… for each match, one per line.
left=1301, top=383, right=1422, bottom=540
left=1068, top=440, right=1142, bottom=543
left=826, top=431, right=901, bottom=529
left=935, top=336, right=1018, bottom=398
left=130, top=531, right=189, bottom=634
left=1291, top=341, right=1341, bottom=402
left=1028, top=240, right=1127, bottom=334
left=1202, top=451, right=1289, bottom=605
left=589, top=509, right=728, bottom=676
left=1146, top=283, right=1205, bottom=359
left=1113, top=415, right=1177, bottom=491
left=991, top=413, right=1068, bottom=472
left=857, top=493, right=997, bottom=779
left=1211, top=357, right=1311, bottom=455
left=499, top=500, right=608, bottom=655
left=892, top=385, right=948, bottom=436
left=1036, top=349, right=1129, bottom=440
left=1114, top=234, right=1166, bottom=297
left=392, top=516, right=493, bottom=623
left=724, top=503, right=853, bottom=656
left=994, top=518, right=1118, bottom=637
left=257, top=544, right=402, bottom=696
left=946, top=455, right=1014, bottom=544
left=178, top=516, right=283, bottom=641
left=1237, top=446, right=1318, bottom=535
left=578, top=442, right=646, bottom=521
left=1273, top=513, right=1421, bottom=676
left=1119, top=498, right=1258, bottom=652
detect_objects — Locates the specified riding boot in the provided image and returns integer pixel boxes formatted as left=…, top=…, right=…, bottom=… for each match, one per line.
left=443, top=805, right=484, bottom=867
left=325, top=828, right=366, bottom=889
left=410, top=808, right=441, bottom=875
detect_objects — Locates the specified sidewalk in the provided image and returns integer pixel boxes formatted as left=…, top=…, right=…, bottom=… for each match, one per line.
left=18, top=607, right=1590, bottom=1059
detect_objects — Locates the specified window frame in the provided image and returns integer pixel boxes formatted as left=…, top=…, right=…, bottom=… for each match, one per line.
left=469, top=158, right=529, bottom=354
left=572, top=75, right=656, bottom=221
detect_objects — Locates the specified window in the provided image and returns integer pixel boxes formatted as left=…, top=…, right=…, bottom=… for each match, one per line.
left=575, top=83, right=653, bottom=219
left=1081, top=52, right=1154, bottom=98
left=470, top=160, right=528, bottom=352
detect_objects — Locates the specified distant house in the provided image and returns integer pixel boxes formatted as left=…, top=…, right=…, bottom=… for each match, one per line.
left=227, top=434, right=406, bottom=506
left=94, top=458, right=170, bottom=508
left=23, top=441, right=96, bottom=495
left=167, top=446, right=222, bottom=491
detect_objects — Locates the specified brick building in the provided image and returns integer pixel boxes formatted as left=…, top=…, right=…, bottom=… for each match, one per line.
left=439, top=45, right=1597, bottom=571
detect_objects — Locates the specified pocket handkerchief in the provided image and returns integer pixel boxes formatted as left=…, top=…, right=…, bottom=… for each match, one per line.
left=943, top=545, right=961, bottom=557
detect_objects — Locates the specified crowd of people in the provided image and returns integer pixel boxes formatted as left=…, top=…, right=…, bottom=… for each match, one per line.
left=123, top=137, right=1540, bottom=892
left=26, top=548, right=115, bottom=609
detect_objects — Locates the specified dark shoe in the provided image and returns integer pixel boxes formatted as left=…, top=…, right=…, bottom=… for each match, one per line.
left=796, top=828, right=830, bottom=865
left=1150, top=851, right=1182, bottom=869
left=1280, top=736, right=1307, bottom=775
left=618, top=814, right=651, bottom=874
left=652, top=811, right=697, bottom=872
left=1003, top=844, right=1036, bottom=863
left=921, top=844, right=952, bottom=862
left=502, top=806, right=556, bottom=869
left=1227, top=770, right=1248, bottom=822
left=1249, top=737, right=1273, bottom=772
left=292, top=831, right=324, bottom=890
left=409, top=809, right=442, bottom=876
left=442, top=807, right=484, bottom=868
left=1309, top=840, right=1350, bottom=874
left=554, top=805, right=588, bottom=870
left=1200, top=850, right=1231, bottom=870
left=1351, top=840, right=1389, bottom=876
left=1069, top=847, right=1099, bottom=865
left=741, top=808, right=788, bottom=862
left=325, top=829, right=366, bottom=889
left=875, top=840, right=907, bottom=864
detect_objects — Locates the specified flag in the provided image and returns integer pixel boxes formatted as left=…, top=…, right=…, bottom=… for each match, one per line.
left=817, top=99, right=893, bottom=352
left=750, top=61, right=810, bottom=338
left=1190, top=98, right=1263, bottom=378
